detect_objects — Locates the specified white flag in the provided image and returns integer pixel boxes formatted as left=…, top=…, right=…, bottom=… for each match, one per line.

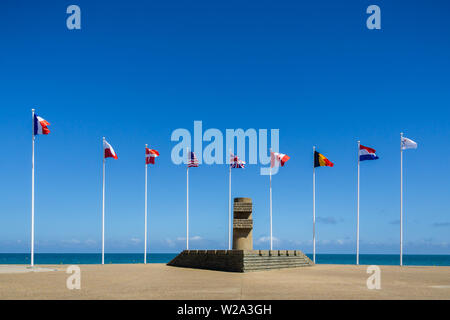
left=401, top=137, right=418, bottom=150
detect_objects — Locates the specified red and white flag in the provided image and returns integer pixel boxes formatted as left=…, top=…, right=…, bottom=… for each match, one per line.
left=270, top=151, right=290, bottom=168
left=146, top=148, right=160, bottom=165
left=103, top=139, right=118, bottom=159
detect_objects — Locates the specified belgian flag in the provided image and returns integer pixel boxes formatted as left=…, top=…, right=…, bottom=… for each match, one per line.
left=314, top=151, right=334, bottom=168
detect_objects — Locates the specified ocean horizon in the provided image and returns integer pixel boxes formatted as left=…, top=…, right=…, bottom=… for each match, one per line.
left=1, top=253, right=449, bottom=266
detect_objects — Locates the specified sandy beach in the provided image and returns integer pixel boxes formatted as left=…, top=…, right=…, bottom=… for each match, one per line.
left=0, top=264, right=449, bottom=300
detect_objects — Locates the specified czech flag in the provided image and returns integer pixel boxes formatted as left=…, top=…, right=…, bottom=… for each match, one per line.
left=33, top=114, right=50, bottom=135
left=270, top=151, right=290, bottom=168
left=314, top=151, right=334, bottom=168
left=146, top=148, right=160, bottom=165
left=103, top=139, right=118, bottom=159
left=359, top=144, right=379, bottom=161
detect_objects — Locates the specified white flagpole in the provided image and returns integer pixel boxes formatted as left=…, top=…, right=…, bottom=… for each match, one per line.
left=186, top=148, right=189, bottom=250
left=102, top=137, right=105, bottom=265
left=313, top=146, right=316, bottom=264
left=269, top=161, right=273, bottom=251
left=357, top=140, right=360, bottom=265
left=144, top=144, right=148, bottom=264
left=228, top=153, right=232, bottom=250
left=400, top=133, right=404, bottom=266
left=31, top=109, right=35, bottom=267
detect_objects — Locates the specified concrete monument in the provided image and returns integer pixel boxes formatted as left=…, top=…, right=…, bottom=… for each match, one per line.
left=168, top=197, right=313, bottom=272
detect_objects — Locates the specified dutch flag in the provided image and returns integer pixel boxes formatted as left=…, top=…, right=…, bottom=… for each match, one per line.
left=359, top=144, right=379, bottom=161
left=33, top=114, right=50, bottom=136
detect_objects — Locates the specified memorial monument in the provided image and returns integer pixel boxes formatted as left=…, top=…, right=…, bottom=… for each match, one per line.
left=168, top=197, right=313, bottom=272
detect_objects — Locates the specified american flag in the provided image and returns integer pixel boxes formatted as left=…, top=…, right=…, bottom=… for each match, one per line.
left=187, top=151, right=199, bottom=167
left=230, top=153, right=245, bottom=168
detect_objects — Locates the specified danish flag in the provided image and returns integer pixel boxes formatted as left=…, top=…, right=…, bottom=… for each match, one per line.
left=146, top=148, right=160, bottom=165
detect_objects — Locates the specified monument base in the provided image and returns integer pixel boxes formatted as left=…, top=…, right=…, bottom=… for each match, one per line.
left=167, top=250, right=314, bottom=272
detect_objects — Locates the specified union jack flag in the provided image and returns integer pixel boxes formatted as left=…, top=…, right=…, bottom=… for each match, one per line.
left=187, top=151, right=199, bottom=167
left=230, top=153, right=245, bottom=168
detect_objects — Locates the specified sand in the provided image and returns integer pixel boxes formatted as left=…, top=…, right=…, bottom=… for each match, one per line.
left=0, top=264, right=449, bottom=300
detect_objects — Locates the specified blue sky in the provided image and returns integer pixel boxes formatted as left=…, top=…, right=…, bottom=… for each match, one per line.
left=0, top=0, right=449, bottom=254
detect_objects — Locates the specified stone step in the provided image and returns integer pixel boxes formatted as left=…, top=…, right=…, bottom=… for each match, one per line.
left=244, top=265, right=310, bottom=271
left=244, top=260, right=311, bottom=266
left=244, top=260, right=311, bottom=267
left=244, top=260, right=310, bottom=265
left=244, top=262, right=311, bottom=267
left=245, top=261, right=311, bottom=266
left=244, top=257, right=310, bottom=263
left=243, top=256, right=310, bottom=262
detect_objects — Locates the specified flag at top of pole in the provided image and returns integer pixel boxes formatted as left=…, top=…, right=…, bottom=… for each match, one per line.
left=101, top=138, right=118, bottom=265
left=228, top=152, right=245, bottom=249
left=230, top=153, right=245, bottom=168
left=356, top=142, right=379, bottom=265
left=271, top=152, right=290, bottom=168
left=33, top=113, right=50, bottom=136
left=401, top=136, right=418, bottom=150
left=312, top=148, right=334, bottom=264
left=146, top=148, right=160, bottom=164
left=268, top=150, right=290, bottom=250
left=359, top=145, right=379, bottom=161
left=103, top=139, right=118, bottom=159
left=30, top=109, right=51, bottom=267
left=187, top=151, right=199, bottom=167
left=400, top=133, right=418, bottom=266
left=186, top=150, right=199, bottom=250
left=144, top=145, right=159, bottom=264
left=314, top=151, right=334, bottom=168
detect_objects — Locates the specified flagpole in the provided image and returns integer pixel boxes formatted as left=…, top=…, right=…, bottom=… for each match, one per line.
left=186, top=148, right=189, bottom=250
left=269, top=163, right=273, bottom=251
left=400, top=133, right=404, bottom=266
left=144, top=144, right=148, bottom=264
left=228, top=156, right=232, bottom=250
left=357, top=140, right=360, bottom=265
left=313, top=146, right=316, bottom=264
left=31, top=109, right=35, bottom=267
left=102, top=137, right=105, bottom=265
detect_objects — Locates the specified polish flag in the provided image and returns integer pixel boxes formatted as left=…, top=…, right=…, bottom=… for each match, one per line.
left=33, top=114, right=50, bottom=135
left=146, top=148, right=160, bottom=165
left=103, top=140, right=118, bottom=159
left=271, top=151, right=290, bottom=168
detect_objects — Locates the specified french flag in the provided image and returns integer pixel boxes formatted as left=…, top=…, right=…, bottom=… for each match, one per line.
left=359, top=144, right=379, bottom=161
left=146, top=148, right=160, bottom=165
left=103, top=139, right=118, bottom=160
left=33, top=114, right=50, bottom=135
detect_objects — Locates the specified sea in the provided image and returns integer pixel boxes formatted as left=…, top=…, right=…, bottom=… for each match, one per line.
left=0, top=253, right=449, bottom=266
